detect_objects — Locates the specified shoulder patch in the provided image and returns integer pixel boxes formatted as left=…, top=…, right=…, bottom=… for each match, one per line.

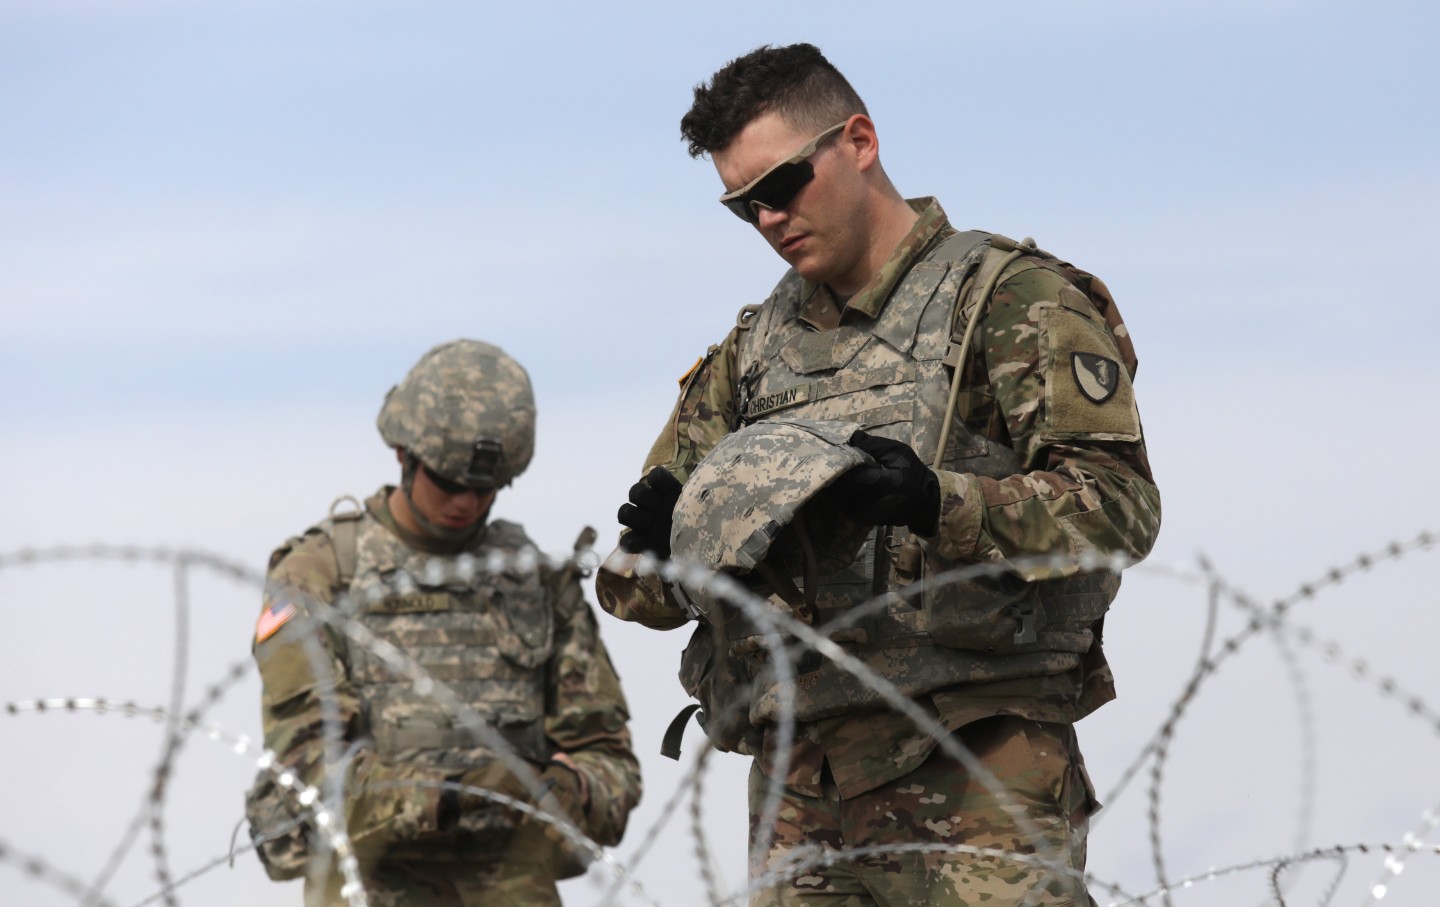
left=1040, top=307, right=1141, bottom=442
left=255, top=598, right=296, bottom=644
left=1071, top=352, right=1120, bottom=404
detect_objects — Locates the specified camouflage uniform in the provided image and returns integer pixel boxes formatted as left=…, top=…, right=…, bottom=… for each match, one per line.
left=750, top=717, right=1093, bottom=906
left=252, top=489, right=641, bottom=906
left=598, top=199, right=1160, bottom=905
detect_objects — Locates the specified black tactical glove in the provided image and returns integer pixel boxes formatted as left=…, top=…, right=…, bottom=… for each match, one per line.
left=827, top=431, right=940, bottom=535
left=617, top=467, right=683, bottom=558
left=536, top=760, right=587, bottom=824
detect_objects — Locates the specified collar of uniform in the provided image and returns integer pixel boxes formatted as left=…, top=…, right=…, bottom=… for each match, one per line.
left=367, top=486, right=489, bottom=555
left=797, top=197, right=950, bottom=330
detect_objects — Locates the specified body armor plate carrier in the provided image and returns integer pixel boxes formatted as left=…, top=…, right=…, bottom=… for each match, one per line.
left=675, top=232, right=1118, bottom=755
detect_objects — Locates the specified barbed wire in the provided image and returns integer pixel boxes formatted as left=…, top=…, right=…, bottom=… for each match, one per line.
left=1108, top=840, right=1440, bottom=907
left=0, top=833, right=118, bottom=907
left=0, top=545, right=266, bottom=586
left=0, top=530, right=1435, bottom=906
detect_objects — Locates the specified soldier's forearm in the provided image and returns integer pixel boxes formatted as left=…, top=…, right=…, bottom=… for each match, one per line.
left=594, top=548, right=690, bottom=629
left=933, top=455, right=1160, bottom=577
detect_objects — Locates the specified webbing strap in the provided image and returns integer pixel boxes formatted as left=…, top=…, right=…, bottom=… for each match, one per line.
left=934, top=236, right=1034, bottom=470
left=327, top=495, right=365, bottom=586
left=660, top=704, right=703, bottom=760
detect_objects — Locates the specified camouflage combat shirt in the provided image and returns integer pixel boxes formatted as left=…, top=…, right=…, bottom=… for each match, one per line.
left=599, top=198, right=1161, bottom=798
left=253, top=488, right=641, bottom=863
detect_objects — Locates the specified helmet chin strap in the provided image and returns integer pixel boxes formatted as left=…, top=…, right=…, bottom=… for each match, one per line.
left=752, top=511, right=820, bottom=622
left=400, top=454, right=488, bottom=546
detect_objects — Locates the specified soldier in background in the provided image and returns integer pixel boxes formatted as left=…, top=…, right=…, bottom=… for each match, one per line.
left=598, top=43, right=1160, bottom=905
left=246, top=339, right=640, bottom=906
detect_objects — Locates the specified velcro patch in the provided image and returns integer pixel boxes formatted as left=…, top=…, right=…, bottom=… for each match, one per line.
left=255, top=599, right=296, bottom=643
left=1071, top=352, right=1120, bottom=404
left=1042, top=307, right=1140, bottom=441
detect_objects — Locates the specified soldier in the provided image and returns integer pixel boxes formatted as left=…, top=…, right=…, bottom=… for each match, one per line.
left=246, top=339, right=641, bottom=906
left=597, top=44, right=1161, bottom=905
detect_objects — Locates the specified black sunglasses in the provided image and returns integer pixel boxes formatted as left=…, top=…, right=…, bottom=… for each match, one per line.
left=421, top=463, right=492, bottom=497
left=718, top=121, right=848, bottom=224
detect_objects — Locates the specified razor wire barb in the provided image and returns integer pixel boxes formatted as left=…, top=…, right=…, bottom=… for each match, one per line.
left=0, top=529, right=1436, bottom=906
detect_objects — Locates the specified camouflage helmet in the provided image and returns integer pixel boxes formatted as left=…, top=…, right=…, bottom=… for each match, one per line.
left=376, top=339, right=536, bottom=488
left=669, top=418, right=874, bottom=581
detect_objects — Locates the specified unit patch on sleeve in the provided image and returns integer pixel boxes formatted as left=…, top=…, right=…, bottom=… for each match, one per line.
left=255, top=599, right=296, bottom=643
left=1071, top=352, right=1120, bottom=404
left=1041, top=305, right=1141, bottom=441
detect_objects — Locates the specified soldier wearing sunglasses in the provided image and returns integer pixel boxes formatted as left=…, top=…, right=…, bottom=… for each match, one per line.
left=598, top=43, right=1160, bottom=906
left=245, top=340, right=641, bottom=906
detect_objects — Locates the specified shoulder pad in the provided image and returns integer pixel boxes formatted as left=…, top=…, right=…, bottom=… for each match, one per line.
left=267, top=527, right=323, bottom=572
left=483, top=518, right=535, bottom=551
left=267, top=495, right=357, bottom=585
left=264, top=530, right=341, bottom=608
left=926, top=229, right=992, bottom=267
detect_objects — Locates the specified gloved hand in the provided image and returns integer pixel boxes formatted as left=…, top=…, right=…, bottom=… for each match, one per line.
left=446, top=759, right=538, bottom=837
left=826, top=431, right=941, bottom=535
left=445, top=758, right=588, bottom=840
left=532, top=760, right=596, bottom=878
left=245, top=769, right=311, bottom=881
left=342, top=752, right=451, bottom=861
left=535, top=759, right=587, bottom=826
left=617, top=467, right=683, bottom=558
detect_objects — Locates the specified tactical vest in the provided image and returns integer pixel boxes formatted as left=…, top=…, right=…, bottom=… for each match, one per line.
left=328, top=507, right=555, bottom=770
left=693, top=232, right=1117, bottom=742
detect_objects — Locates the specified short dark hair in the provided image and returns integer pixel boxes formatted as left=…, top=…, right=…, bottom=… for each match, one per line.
left=680, top=43, right=869, bottom=158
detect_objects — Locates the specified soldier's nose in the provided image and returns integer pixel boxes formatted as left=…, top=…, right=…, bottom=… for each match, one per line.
left=756, top=205, right=788, bottom=231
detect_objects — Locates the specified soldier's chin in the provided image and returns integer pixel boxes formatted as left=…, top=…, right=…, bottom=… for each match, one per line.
left=790, top=256, right=833, bottom=286
left=429, top=517, right=483, bottom=540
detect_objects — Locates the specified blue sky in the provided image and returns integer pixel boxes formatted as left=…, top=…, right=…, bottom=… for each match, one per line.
left=5, top=1, right=1436, bottom=404
left=2, top=2, right=1438, bottom=905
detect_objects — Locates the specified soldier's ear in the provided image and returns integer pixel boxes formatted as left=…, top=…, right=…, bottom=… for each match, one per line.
left=395, top=447, right=406, bottom=465
left=844, top=115, right=880, bottom=173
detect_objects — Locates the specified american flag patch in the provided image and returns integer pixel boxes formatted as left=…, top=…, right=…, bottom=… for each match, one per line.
left=255, top=600, right=296, bottom=643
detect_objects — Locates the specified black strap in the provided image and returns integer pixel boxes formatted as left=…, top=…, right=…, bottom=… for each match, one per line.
left=660, top=704, right=703, bottom=761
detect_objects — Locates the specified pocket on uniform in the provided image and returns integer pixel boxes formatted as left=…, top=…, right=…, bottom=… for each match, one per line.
left=1012, top=720, right=1094, bottom=826
left=256, top=630, right=344, bottom=711
left=923, top=574, right=1047, bottom=653
left=952, top=716, right=1070, bottom=818
left=1068, top=750, right=1101, bottom=823
left=491, top=573, right=554, bottom=667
